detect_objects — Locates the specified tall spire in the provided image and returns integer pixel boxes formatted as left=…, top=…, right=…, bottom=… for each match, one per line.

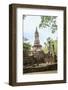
left=33, top=27, right=42, bottom=49
left=34, top=27, right=40, bottom=45
left=36, top=27, right=38, bottom=33
left=35, top=27, right=39, bottom=37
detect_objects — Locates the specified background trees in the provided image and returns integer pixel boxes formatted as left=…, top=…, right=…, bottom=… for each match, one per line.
left=42, top=38, right=57, bottom=56
left=39, top=16, right=57, bottom=33
left=23, top=37, right=31, bottom=56
left=39, top=16, right=57, bottom=56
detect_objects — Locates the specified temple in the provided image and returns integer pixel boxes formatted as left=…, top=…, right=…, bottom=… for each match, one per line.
left=33, top=27, right=42, bottom=51
left=23, top=27, right=57, bottom=73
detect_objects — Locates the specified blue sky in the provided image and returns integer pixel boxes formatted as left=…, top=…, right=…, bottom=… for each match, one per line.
left=23, top=15, right=57, bottom=46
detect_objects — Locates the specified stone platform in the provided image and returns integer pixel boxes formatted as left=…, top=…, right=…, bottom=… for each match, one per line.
left=23, top=63, right=57, bottom=74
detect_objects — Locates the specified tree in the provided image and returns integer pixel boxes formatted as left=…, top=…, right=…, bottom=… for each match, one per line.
left=23, top=43, right=31, bottom=56
left=39, top=16, right=57, bottom=33
left=23, top=35, right=31, bottom=56
left=43, top=37, right=57, bottom=56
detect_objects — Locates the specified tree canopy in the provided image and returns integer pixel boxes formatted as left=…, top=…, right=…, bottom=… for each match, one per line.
left=43, top=38, right=57, bottom=56
left=39, top=16, right=57, bottom=33
left=23, top=35, right=31, bottom=55
left=23, top=43, right=31, bottom=51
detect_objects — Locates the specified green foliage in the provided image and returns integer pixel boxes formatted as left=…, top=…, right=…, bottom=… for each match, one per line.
left=39, top=16, right=57, bottom=33
left=43, top=39, right=57, bottom=56
left=42, top=46, right=48, bottom=54
left=23, top=43, right=31, bottom=52
left=23, top=35, right=31, bottom=56
left=49, top=40, right=57, bottom=56
left=47, top=37, right=51, bottom=42
left=23, top=42, right=31, bottom=56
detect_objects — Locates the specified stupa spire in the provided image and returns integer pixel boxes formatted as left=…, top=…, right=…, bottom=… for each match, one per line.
left=33, top=27, right=42, bottom=50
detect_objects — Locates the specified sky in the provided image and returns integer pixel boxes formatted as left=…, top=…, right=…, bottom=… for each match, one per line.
left=23, top=15, right=57, bottom=46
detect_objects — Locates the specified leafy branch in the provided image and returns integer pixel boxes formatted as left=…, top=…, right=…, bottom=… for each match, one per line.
left=39, top=16, right=57, bottom=33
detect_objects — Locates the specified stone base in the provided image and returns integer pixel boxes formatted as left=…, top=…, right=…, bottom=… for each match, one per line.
left=23, top=63, right=57, bottom=74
